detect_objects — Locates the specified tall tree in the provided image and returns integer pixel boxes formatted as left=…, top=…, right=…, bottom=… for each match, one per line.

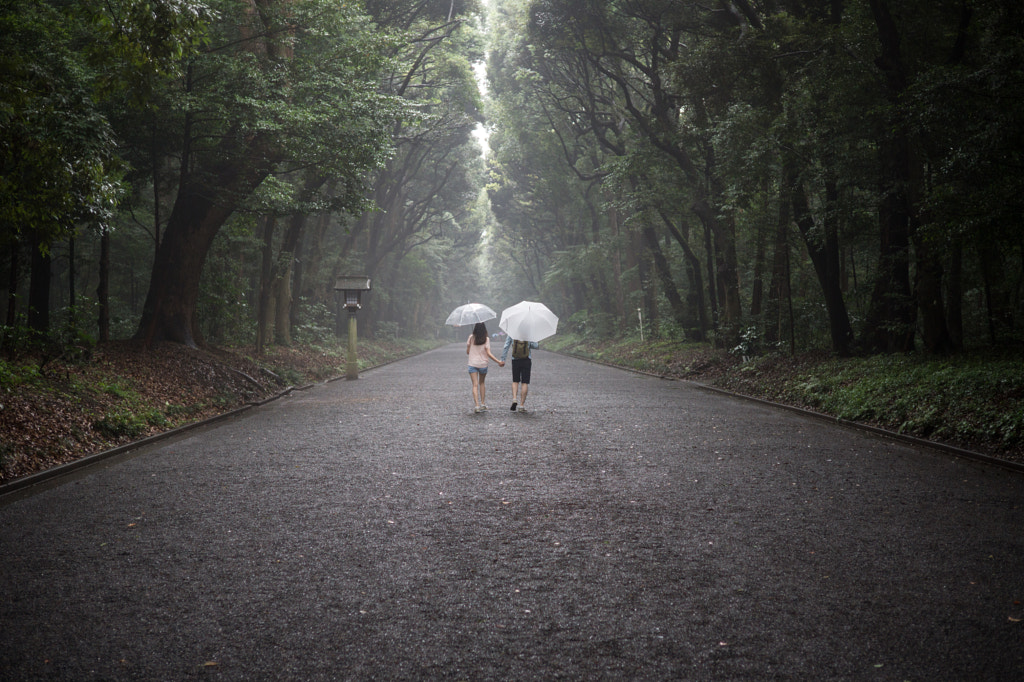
left=350, top=0, right=485, bottom=334
left=0, top=1, right=125, bottom=333
left=134, top=0, right=396, bottom=346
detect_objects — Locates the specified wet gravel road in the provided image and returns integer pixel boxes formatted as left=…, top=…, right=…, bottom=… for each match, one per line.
left=2, top=345, right=1023, bottom=680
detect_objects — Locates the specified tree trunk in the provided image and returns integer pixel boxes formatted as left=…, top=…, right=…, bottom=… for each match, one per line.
left=765, top=179, right=792, bottom=349
left=862, top=0, right=917, bottom=353
left=861, top=175, right=915, bottom=352
left=134, top=158, right=272, bottom=347
left=697, top=205, right=719, bottom=331
left=256, top=216, right=277, bottom=356
left=709, top=187, right=744, bottom=342
left=64, top=236, right=77, bottom=336
left=788, top=163, right=855, bottom=355
left=6, top=240, right=18, bottom=327
left=133, top=0, right=288, bottom=349
left=659, top=211, right=708, bottom=341
left=289, top=219, right=306, bottom=334
left=913, top=234, right=955, bottom=354
left=637, top=244, right=657, bottom=337
left=302, top=212, right=331, bottom=307
left=694, top=197, right=743, bottom=345
left=97, top=229, right=110, bottom=342
left=152, top=125, right=161, bottom=253
left=274, top=258, right=293, bottom=346
left=979, top=243, right=1012, bottom=345
left=271, top=211, right=308, bottom=346
left=641, top=223, right=688, bottom=329
left=946, top=238, right=963, bottom=349
left=607, top=200, right=626, bottom=325
left=750, top=216, right=767, bottom=318
left=28, top=234, right=51, bottom=334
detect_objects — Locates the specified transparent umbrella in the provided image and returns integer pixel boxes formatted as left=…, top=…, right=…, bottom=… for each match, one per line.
left=499, top=301, right=558, bottom=342
left=445, top=303, right=497, bottom=327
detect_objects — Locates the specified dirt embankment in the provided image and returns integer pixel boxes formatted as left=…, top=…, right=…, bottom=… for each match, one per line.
left=0, top=339, right=409, bottom=484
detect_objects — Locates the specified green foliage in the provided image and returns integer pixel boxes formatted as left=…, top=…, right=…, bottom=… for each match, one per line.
left=200, top=0, right=400, bottom=214
left=293, top=302, right=336, bottom=347
left=0, top=323, right=41, bottom=360
left=480, top=0, right=1024, bottom=357
left=730, top=326, right=762, bottom=359
left=165, top=403, right=198, bottom=419
left=565, top=310, right=619, bottom=340
left=83, top=0, right=214, bottom=99
left=99, top=380, right=135, bottom=400
left=93, top=408, right=151, bottom=439
left=0, top=0, right=126, bottom=250
left=272, top=367, right=305, bottom=386
left=0, top=314, right=95, bottom=364
left=4, top=0, right=1023, bottom=364
left=0, top=356, right=43, bottom=389
left=779, top=354, right=1024, bottom=448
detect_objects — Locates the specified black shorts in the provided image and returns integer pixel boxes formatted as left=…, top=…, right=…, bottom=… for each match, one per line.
left=511, top=357, right=532, bottom=384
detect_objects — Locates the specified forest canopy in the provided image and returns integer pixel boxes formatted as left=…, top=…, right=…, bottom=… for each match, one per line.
left=1, top=0, right=1022, bottom=357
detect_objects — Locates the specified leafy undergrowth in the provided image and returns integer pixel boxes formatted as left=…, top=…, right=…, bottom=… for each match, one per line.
left=0, top=337, right=438, bottom=484
left=548, top=335, right=1024, bottom=465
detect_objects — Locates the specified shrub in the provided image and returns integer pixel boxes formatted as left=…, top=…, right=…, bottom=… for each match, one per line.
left=93, top=410, right=148, bottom=439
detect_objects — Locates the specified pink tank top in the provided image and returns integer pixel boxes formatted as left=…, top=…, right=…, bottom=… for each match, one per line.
left=467, top=336, right=491, bottom=368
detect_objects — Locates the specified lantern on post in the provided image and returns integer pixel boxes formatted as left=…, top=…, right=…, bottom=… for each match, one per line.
left=334, top=276, right=371, bottom=379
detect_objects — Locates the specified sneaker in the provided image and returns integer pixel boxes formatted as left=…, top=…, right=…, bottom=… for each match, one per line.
left=474, top=406, right=482, bottom=413
left=510, top=402, right=518, bottom=411
left=481, top=404, right=488, bottom=410
left=517, top=405, right=527, bottom=413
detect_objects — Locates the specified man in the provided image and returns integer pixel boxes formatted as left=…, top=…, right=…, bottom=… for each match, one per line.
left=501, top=336, right=539, bottom=412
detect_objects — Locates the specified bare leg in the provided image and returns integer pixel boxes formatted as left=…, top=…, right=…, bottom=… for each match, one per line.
left=479, top=373, right=487, bottom=407
left=470, top=372, right=481, bottom=408
left=510, top=381, right=520, bottom=410
left=519, top=383, right=529, bottom=407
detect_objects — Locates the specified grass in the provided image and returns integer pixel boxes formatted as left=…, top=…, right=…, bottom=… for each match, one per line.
left=780, top=354, right=1024, bottom=446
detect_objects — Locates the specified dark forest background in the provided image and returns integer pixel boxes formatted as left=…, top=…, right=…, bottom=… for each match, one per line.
left=3, top=0, right=1023, bottom=358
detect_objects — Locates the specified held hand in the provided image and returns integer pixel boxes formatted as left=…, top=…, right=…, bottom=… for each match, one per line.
left=499, top=361, right=505, bottom=367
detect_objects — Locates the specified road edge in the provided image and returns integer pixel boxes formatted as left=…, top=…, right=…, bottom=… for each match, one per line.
left=558, top=350, right=1024, bottom=476
left=0, top=348, right=437, bottom=503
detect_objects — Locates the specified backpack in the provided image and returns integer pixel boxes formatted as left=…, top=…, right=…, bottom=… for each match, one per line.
left=511, top=339, right=530, bottom=359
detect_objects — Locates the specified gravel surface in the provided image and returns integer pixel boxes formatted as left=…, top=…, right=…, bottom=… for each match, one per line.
left=2, top=345, right=1023, bottom=680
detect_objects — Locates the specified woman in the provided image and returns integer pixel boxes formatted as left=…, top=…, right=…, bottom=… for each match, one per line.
left=466, top=322, right=504, bottom=412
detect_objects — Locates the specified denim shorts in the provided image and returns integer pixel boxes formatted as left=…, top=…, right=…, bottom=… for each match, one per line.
left=468, top=366, right=487, bottom=374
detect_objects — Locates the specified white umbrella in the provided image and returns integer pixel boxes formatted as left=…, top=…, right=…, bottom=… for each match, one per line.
left=445, top=303, right=497, bottom=327
left=499, top=301, right=558, bottom=342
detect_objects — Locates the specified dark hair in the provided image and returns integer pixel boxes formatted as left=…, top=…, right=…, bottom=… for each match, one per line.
left=472, top=322, right=487, bottom=345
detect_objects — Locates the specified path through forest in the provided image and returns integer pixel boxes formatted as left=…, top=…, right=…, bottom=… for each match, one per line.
left=2, top=345, right=1022, bottom=679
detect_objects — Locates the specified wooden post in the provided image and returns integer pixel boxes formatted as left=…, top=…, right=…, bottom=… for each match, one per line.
left=347, top=308, right=359, bottom=380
